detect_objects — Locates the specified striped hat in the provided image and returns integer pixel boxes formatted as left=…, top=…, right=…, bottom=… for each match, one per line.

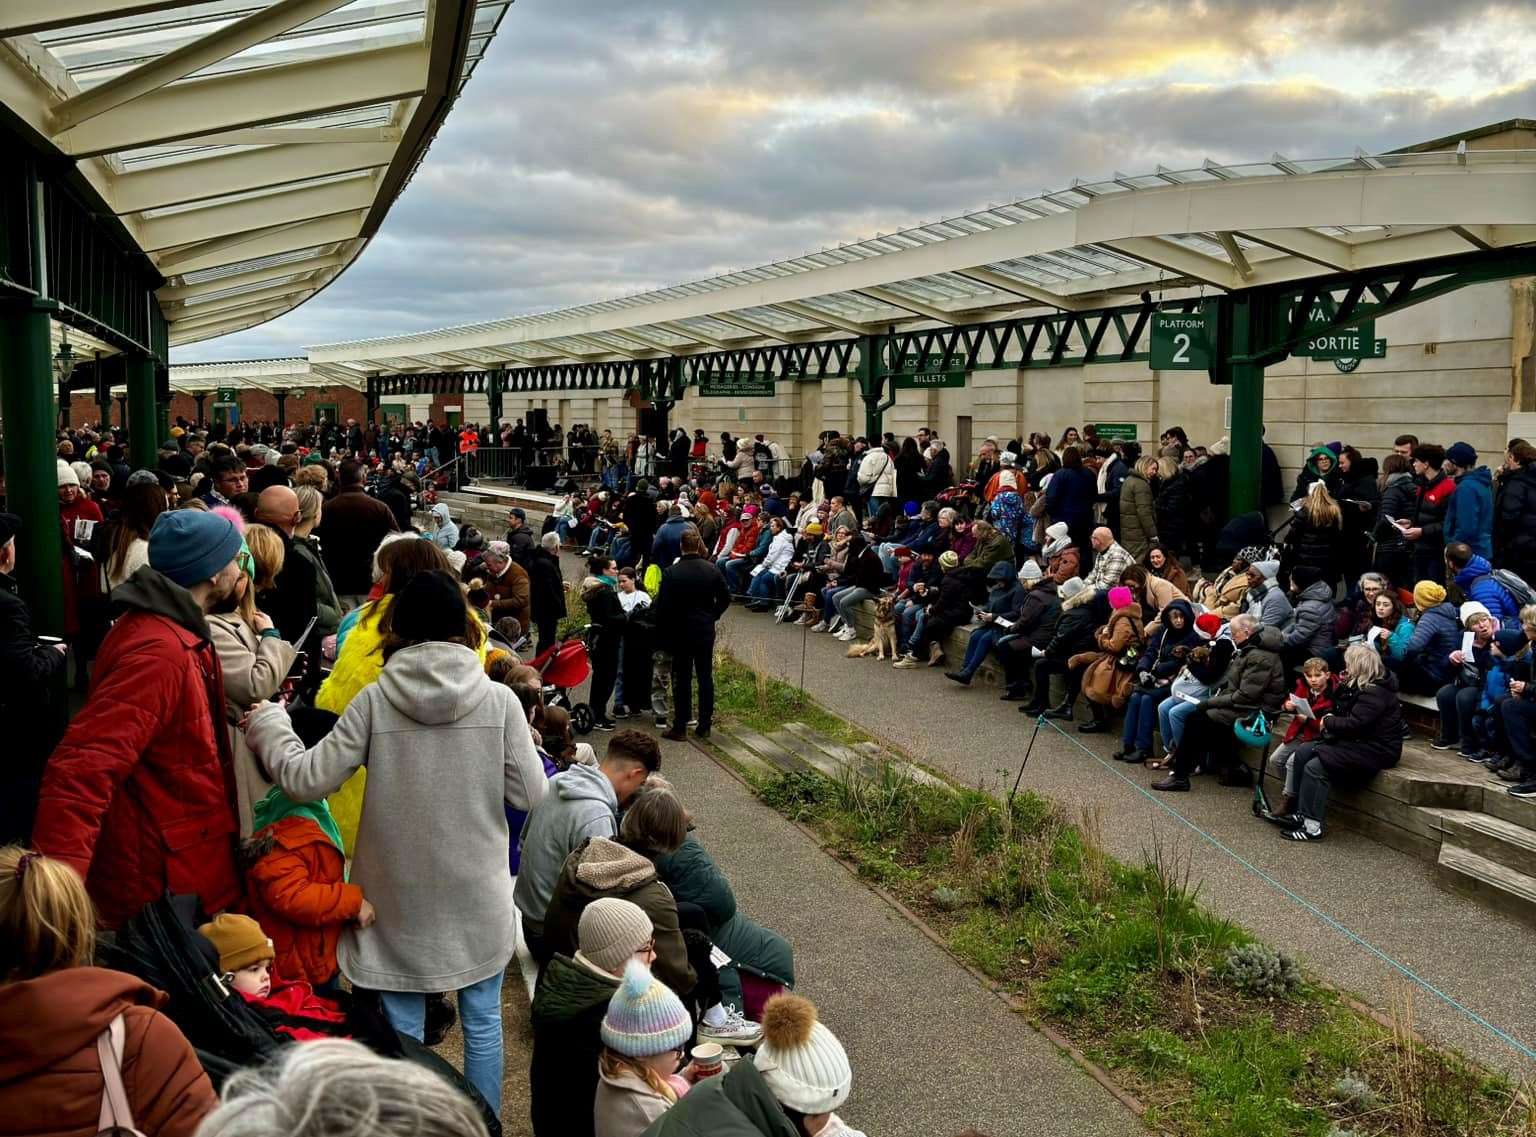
left=600, top=960, right=692, bottom=1058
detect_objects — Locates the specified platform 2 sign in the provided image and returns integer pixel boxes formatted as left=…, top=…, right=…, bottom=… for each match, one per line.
left=216, top=387, right=239, bottom=403
left=698, top=371, right=776, bottom=398
left=890, top=352, right=968, bottom=389
left=1149, top=311, right=1212, bottom=370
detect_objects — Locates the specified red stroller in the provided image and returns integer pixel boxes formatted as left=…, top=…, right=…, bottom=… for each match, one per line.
left=529, top=627, right=596, bottom=734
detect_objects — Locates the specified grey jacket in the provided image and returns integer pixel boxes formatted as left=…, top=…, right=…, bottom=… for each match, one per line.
left=1248, top=581, right=1294, bottom=628
left=246, top=641, right=547, bottom=992
left=1281, top=580, right=1335, bottom=657
left=513, top=760, right=620, bottom=931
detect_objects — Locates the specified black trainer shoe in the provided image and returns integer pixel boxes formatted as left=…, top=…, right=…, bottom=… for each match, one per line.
left=1508, top=780, right=1536, bottom=798
left=943, top=671, right=971, bottom=686
left=1430, top=738, right=1458, bottom=751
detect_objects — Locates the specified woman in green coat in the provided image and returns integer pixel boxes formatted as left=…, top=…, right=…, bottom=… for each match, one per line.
left=654, top=829, right=795, bottom=1016
left=1117, top=458, right=1159, bottom=560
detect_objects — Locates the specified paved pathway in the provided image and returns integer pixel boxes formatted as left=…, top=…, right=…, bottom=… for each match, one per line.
left=651, top=729, right=1145, bottom=1137
left=716, top=610, right=1536, bottom=1077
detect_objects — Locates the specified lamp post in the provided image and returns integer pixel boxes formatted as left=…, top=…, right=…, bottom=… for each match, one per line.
left=52, top=330, right=76, bottom=429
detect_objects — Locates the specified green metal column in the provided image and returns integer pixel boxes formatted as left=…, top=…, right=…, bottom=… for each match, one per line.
left=488, top=369, right=503, bottom=441
left=126, top=354, right=158, bottom=471
left=855, top=333, right=887, bottom=440
left=0, top=298, right=66, bottom=634
left=1226, top=293, right=1266, bottom=517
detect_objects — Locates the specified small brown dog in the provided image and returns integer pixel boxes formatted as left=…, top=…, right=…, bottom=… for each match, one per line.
left=846, top=595, right=899, bottom=659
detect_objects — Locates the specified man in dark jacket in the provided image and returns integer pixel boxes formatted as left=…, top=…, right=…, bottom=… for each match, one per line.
left=996, top=563, right=1061, bottom=700
left=252, top=486, right=319, bottom=645
left=313, top=460, right=399, bottom=606
left=620, top=482, right=659, bottom=568
left=529, top=898, right=654, bottom=1137
left=655, top=529, right=730, bottom=740
left=651, top=506, right=690, bottom=568
left=527, top=532, right=567, bottom=650
left=1022, top=579, right=1103, bottom=716
left=503, top=507, right=537, bottom=568
left=1404, top=443, right=1456, bottom=584
left=0, top=513, right=69, bottom=844
left=33, top=510, right=246, bottom=927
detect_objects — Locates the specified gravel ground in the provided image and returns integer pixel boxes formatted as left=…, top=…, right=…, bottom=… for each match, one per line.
left=715, top=607, right=1536, bottom=1078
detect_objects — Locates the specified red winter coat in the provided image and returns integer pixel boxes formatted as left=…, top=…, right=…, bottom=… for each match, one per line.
left=32, top=569, right=243, bottom=928
left=1281, top=676, right=1336, bottom=745
left=245, top=815, right=362, bottom=986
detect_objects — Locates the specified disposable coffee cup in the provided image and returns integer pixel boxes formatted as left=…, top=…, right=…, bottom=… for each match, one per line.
left=691, top=1042, right=723, bottom=1076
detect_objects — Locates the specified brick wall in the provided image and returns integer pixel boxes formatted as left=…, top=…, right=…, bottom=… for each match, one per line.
left=64, top=386, right=368, bottom=431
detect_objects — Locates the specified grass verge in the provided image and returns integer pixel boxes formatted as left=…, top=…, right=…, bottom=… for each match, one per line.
left=712, top=664, right=1532, bottom=1137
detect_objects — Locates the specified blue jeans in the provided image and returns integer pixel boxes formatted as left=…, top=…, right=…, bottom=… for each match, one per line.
left=720, top=558, right=752, bottom=595
left=820, top=584, right=843, bottom=621
left=833, top=586, right=876, bottom=627
left=878, top=542, right=901, bottom=577
left=900, top=608, right=928, bottom=653
left=1157, top=697, right=1201, bottom=753
left=747, top=571, right=783, bottom=603
left=1122, top=687, right=1170, bottom=752
left=381, top=969, right=504, bottom=1114
left=960, top=624, right=1002, bottom=677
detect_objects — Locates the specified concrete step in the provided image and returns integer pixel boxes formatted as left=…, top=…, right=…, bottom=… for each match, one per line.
left=780, top=722, right=881, bottom=782
left=1425, top=808, right=1536, bottom=879
left=763, top=725, right=847, bottom=781
left=1436, top=843, right=1536, bottom=929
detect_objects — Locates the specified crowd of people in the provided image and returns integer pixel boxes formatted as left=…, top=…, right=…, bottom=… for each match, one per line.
left=4, top=407, right=1534, bottom=1134
left=547, top=423, right=1536, bottom=846
left=0, top=417, right=880, bottom=1137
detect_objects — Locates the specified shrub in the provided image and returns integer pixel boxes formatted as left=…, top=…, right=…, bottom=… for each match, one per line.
left=1223, top=942, right=1302, bottom=998
left=1331, top=1070, right=1378, bottom=1111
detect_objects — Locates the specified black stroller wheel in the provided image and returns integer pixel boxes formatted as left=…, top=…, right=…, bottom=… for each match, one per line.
left=571, top=703, right=594, bottom=735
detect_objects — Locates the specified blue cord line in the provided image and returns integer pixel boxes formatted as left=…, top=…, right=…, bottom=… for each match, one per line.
left=1038, top=717, right=1536, bottom=1064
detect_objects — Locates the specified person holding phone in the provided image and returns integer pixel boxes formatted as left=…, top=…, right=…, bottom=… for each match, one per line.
left=0, top=513, right=69, bottom=845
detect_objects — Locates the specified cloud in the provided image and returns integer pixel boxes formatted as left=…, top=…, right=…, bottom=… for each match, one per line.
left=175, top=0, right=1535, bottom=361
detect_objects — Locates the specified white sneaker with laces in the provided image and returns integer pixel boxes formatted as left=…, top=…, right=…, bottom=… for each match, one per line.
left=697, top=1009, right=763, bottom=1047
left=809, top=621, right=828, bottom=633
left=836, top=627, right=857, bottom=641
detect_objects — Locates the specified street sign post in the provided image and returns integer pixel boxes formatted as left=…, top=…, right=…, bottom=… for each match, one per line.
left=1149, top=311, right=1212, bottom=370
left=698, top=371, right=775, bottom=397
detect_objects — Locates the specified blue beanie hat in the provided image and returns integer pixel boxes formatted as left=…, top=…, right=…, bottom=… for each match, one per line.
left=148, top=510, right=243, bottom=588
left=902, top=501, right=920, bottom=516
left=1446, top=441, right=1477, bottom=468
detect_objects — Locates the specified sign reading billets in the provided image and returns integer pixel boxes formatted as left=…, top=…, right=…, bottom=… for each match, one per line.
left=1149, top=310, right=1212, bottom=370
left=698, top=371, right=775, bottom=398
left=891, top=352, right=967, bottom=389
left=216, top=387, right=239, bottom=403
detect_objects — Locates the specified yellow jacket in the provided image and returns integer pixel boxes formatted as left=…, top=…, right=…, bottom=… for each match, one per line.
left=316, top=597, right=490, bottom=851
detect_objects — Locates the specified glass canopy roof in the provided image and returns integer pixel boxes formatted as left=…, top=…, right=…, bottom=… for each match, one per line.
left=1, top=0, right=511, bottom=349
left=310, top=145, right=1536, bottom=375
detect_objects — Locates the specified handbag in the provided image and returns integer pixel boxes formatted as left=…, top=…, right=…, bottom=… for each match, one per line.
left=96, top=1014, right=148, bottom=1137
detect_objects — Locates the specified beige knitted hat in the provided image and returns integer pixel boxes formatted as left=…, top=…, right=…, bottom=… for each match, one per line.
left=577, top=897, right=653, bottom=974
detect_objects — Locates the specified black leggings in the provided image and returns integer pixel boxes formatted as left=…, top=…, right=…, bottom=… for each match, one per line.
left=675, top=900, right=723, bottom=1018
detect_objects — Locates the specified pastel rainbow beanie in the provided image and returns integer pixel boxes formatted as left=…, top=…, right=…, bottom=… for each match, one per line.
left=600, top=960, right=693, bottom=1058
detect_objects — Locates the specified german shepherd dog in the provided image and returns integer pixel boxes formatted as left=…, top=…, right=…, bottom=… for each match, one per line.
left=846, top=595, right=899, bottom=659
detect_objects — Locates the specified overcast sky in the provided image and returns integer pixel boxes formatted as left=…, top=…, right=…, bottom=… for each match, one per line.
left=174, top=0, right=1536, bottom=362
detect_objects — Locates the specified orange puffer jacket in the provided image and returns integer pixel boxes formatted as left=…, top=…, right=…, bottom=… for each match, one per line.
left=245, top=815, right=362, bottom=986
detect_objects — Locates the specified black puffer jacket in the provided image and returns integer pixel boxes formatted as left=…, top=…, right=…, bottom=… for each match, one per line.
left=1043, top=592, right=1108, bottom=660
left=1280, top=512, right=1346, bottom=587
left=1495, top=463, right=1536, bottom=571
left=1316, top=673, right=1405, bottom=783
left=1340, top=458, right=1381, bottom=541
left=1154, top=470, right=1193, bottom=555
left=1375, top=472, right=1416, bottom=556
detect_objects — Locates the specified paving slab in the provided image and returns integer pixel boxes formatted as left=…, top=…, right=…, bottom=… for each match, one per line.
left=651, top=728, right=1147, bottom=1137
left=717, top=609, right=1536, bottom=1077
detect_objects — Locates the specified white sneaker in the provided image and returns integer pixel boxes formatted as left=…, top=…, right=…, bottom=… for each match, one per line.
left=697, top=1009, right=763, bottom=1047
left=809, top=621, right=828, bottom=633
left=835, top=627, right=857, bottom=642
left=892, top=653, right=919, bottom=669
left=826, top=615, right=844, bottom=634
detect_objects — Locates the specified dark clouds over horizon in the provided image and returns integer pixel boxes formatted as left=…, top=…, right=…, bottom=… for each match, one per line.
left=175, top=0, right=1536, bottom=361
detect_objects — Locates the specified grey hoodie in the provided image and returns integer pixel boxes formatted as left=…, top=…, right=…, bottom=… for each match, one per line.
left=246, top=640, right=547, bottom=991
left=513, top=760, right=620, bottom=932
